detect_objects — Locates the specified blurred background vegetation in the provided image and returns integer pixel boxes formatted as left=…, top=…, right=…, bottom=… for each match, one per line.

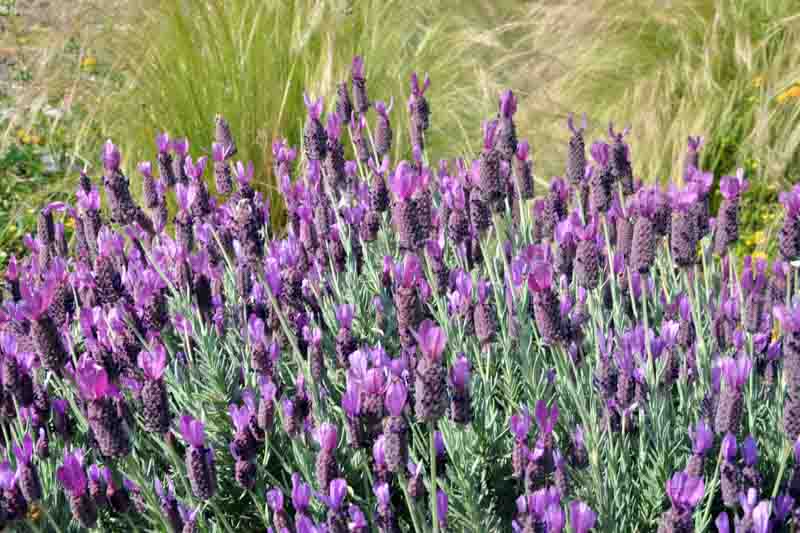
left=0, top=0, right=798, bottom=265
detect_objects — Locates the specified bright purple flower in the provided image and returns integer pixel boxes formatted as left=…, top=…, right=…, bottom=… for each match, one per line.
left=267, top=487, right=285, bottom=511
left=316, top=423, right=338, bottom=452
left=569, top=500, right=597, bottom=533
left=316, top=478, right=348, bottom=511
left=171, top=138, right=189, bottom=157
left=666, top=471, right=704, bottom=510
left=545, top=503, right=566, bottom=533
left=534, top=400, right=559, bottom=436
left=385, top=381, right=407, bottom=417
left=335, top=304, right=355, bottom=330
left=773, top=493, right=794, bottom=521
left=437, top=489, right=448, bottom=529
left=183, top=155, right=208, bottom=181
left=721, top=433, right=737, bottom=461
left=753, top=501, right=772, bottom=533
left=413, top=320, right=447, bottom=362
left=742, top=435, right=759, bottom=466
left=103, top=140, right=121, bottom=172
left=179, top=415, right=206, bottom=448
left=172, top=313, right=193, bottom=336
left=156, top=132, right=170, bottom=153
left=76, top=359, right=115, bottom=400
left=57, top=450, right=87, bottom=497
left=689, top=421, right=713, bottom=456
left=510, top=407, right=532, bottom=440
left=716, top=512, right=730, bottom=533
left=138, top=343, right=168, bottom=380
left=175, top=183, right=196, bottom=213
left=450, top=355, right=471, bottom=391
left=303, top=93, right=324, bottom=120
left=374, top=482, right=391, bottom=506
left=13, top=434, right=34, bottom=465
left=719, top=355, right=752, bottom=390
left=528, top=262, right=554, bottom=293
left=292, top=473, right=312, bottom=514
left=390, top=161, right=417, bottom=201
left=234, top=160, right=254, bottom=186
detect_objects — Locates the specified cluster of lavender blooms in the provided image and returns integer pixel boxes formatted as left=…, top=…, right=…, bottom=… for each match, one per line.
left=2, top=53, right=800, bottom=532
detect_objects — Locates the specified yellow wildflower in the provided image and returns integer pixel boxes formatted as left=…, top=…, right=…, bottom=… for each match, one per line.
left=29, top=134, right=43, bottom=145
left=750, top=230, right=766, bottom=246
left=777, top=84, right=800, bottom=104
left=752, top=251, right=768, bottom=262
left=80, top=55, right=97, bottom=70
left=64, top=217, right=75, bottom=230
left=15, top=128, right=25, bottom=140
left=21, top=133, right=31, bottom=145
left=752, top=75, right=764, bottom=88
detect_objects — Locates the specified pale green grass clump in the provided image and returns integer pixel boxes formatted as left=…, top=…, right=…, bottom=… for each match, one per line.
left=88, top=0, right=529, bottom=223
left=504, top=0, right=800, bottom=189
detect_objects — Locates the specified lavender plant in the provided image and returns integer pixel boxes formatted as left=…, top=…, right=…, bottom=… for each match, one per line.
left=2, top=55, right=800, bottom=533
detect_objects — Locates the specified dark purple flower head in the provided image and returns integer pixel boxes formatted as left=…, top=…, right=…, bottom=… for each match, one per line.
left=666, top=471, right=704, bottom=510
left=335, top=304, right=355, bottom=330
left=689, top=421, right=713, bottom=456
left=413, top=320, right=447, bottom=362
left=303, top=93, right=324, bottom=120
left=510, top=407, right=532, bottom=441
left=103, top=140, right=121, bottom=172
left=742, top=435, right=758, bottom=466
left=721, top=433, right=737, bottom=461
left=57, top=450, right=87, bottom=497
left=534, top=400, right=559, bottom=436
left=385, top=380, right=407, bottom=416
left=260, top=378, right=277, bottom=402
left=138, top=343, right=168, bottom=380
left=179, top=415, right=206, bottom=448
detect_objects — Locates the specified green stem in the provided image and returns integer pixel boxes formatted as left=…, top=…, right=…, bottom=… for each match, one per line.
left=209, top=497, right=237, bottom=533
left=399, top=471, right=424, bottom=533
left=430, top=423, right=439, bottom=533
left=772, top=440, right=792, bottom=499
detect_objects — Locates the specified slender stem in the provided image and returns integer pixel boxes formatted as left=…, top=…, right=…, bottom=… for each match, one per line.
left=399, top=471, right=424, bottom=533
left=772, top=440, right=792, bottom=499
left=209, top=497, right=237, bottom=533
left=699, top=448, right=724, bottom=528
left=430, top=423, right=439, bottom=533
